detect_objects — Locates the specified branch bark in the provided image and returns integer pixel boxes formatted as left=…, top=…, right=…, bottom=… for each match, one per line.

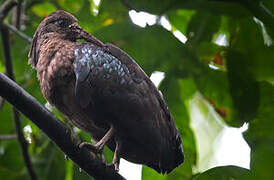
left=0, top=72, right=126, bottom=180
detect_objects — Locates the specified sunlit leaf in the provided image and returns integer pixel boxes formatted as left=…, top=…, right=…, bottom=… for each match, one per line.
left=31, top=2, right=57, bottom=17
left=58, top=0, right=84, bottom=13
left=167, top=10, right=196, bottom=35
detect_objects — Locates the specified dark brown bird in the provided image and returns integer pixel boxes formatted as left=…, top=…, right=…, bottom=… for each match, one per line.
left=29, top=10, right=184, bottom=174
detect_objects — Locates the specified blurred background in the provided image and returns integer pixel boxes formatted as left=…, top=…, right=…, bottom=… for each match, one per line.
left=0, top=0, right=274, bottom=179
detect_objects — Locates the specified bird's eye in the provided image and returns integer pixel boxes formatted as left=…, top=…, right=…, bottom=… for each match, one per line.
left=54, top=19, right=69, bottom=27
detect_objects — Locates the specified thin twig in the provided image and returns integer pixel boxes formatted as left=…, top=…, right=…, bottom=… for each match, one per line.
left=3, top=22, right=32, bottom=43
left=0, top=26, right=37, bottom=180
left=0, top=134, right=17, bottom=140
left=0, top=73, right=126, bottom=180
left=0, top=0, right=17, bottom=22
left=15, top=0, right=22, bottom=29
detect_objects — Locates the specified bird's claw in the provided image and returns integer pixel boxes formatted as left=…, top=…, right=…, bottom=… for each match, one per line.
left=106, top=162, right=119, bottom=172
left=78, top=142, right=103, bottom=154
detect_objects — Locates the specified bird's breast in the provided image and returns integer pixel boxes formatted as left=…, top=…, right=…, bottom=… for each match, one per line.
left=37, top=39, right=76, bottom=101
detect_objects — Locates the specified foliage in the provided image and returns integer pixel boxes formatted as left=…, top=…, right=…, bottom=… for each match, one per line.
left=0, top=0, right=274, bottom=179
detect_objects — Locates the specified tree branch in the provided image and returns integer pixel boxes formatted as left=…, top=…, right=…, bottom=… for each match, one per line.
left=1, top=25, right=38, bottom=180
left=0, top=72, right=126, bottom=180
left=0, top=0, right=17, bottom=22
left=3, top=22, right=32, bottom=43
left=14, top=0, right=23, bottom=29
left=0, top=134, right=17, bottom=140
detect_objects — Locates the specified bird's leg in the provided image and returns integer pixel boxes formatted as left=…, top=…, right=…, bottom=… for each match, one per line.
left=79, top=125, right=114, bottom=155
left=107, top=140, right=122, bottom=171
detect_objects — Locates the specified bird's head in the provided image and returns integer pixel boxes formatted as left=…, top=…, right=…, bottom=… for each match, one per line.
left=29, top=10, right=97, bottom=68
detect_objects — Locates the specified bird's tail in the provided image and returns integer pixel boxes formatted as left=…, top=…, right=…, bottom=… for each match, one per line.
left=162, top=132, right=184, bottom=174
left=148, top=131, right=184, bottom=174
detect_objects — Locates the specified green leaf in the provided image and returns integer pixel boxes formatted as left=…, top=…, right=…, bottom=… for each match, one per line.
left=194, top=67, right=235, bottom=125
left=31, top=2, right=57, bottom=17
left=244, top=82, right=274, bottom=179
left=76, top=0, right=129, bottom=33
left=186, top=11, right=221, bottom=47
left=194, top=165, right=251, bottom=180
left=188, top=93, right=225, bottom=172
left=227, top=17, right=274, bottom=83
left=167, top=9, right=196, bottom=35
left=58, top=0, right=84, bottom=13
left=226, top=50, right=260, bottom=126
left=0, top=140, right=28, bottom=180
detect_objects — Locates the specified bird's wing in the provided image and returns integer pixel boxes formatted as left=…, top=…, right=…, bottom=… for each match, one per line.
left=73, top=42, right=145, bottom=108
left=103, top=43, right=178, bottom=136
left=73, top=42, right=184, bottom=173
left=104, top=44, right=184, bottom=173
left=73, top=42, right=169, bottom=122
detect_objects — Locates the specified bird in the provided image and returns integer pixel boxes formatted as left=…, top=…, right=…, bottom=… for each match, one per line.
left=28, top=10, right=184, bottom=174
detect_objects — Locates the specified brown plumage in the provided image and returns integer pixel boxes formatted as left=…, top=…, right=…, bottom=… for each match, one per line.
left=29, top=10, right=184, bottom=174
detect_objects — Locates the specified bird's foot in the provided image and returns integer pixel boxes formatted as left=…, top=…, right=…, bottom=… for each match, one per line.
left=78, top=142, right=103, bottom=154
left=79, top=125, right=114, bottom=155
left=106, top=162, right=119, bottom=172
left=78, top=141, right=107, bottom=163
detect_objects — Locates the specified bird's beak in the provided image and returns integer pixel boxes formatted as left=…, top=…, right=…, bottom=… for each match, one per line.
left=69, top=23, right=104, bottom=47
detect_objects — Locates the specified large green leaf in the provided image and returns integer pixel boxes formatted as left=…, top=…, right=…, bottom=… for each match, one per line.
left=229, top=17, right=274, bottom=83
left=194, top=66, right=235, bottom=124
left=186, top=11, right=221, bottom=48
left=188, top=93, right=225, bottom=172
left=244, top=82, right=274, bottom=179
left=194, top=165, right=251, bottom=180
left=226, top=50, right=260, bottom=126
